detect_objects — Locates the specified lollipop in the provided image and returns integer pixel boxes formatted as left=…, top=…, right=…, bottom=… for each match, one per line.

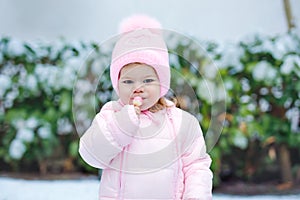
left=133, top=96, right=143, bottom=107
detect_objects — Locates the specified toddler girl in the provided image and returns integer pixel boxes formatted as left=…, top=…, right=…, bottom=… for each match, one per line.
left=79, top=14, right=213, bottom=200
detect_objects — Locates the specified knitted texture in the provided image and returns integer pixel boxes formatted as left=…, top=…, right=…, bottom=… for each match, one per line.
left=110, top=14, right=170, bottom=97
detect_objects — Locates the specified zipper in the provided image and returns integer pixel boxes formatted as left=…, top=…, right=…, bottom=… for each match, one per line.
left=118, top=146, right=126, bottom=200
left=167, top=108, right=181, bottom=199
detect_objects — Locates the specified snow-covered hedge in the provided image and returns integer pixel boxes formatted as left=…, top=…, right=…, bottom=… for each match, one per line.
left=0, top=38, right=96, bottom=172
left=0, top=30, right=299, bottom=180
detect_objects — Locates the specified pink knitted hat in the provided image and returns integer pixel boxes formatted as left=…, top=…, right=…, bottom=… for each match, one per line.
left=110, top=14, right=170, bottom=97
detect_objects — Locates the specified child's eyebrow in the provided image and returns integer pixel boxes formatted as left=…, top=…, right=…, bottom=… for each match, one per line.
left=119, top=76, right=133, bottom=79
left=143, top=74, right=157, bottom=78
left=120, top=75, right=156, bottom=79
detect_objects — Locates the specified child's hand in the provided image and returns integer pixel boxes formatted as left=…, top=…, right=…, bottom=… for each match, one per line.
left=113, top=103, right=140, bottom=137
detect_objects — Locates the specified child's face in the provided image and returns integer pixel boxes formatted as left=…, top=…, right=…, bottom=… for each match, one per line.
left=118, top=63, right=160, bottom=110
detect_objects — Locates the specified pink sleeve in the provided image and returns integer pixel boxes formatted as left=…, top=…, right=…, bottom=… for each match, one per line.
left=182, top=118, right=213, bottom=200
left=79, top=103, right=139, bottom=169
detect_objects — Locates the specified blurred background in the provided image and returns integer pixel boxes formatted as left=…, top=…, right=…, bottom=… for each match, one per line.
left=0, top=0, right=300, bottom=197
left=1, top=0, right=300, bottom=42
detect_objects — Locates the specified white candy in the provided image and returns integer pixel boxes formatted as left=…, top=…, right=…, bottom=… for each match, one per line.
left=133, top=96, right=143, bottom=106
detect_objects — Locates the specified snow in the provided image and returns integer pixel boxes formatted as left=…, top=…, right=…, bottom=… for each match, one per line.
left=0, top=177, right=300, bottom=200
left=0, top=177, right=99, bottom=200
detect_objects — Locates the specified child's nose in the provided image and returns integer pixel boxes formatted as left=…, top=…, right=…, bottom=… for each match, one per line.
left=134, top=83, right=144, bottom=93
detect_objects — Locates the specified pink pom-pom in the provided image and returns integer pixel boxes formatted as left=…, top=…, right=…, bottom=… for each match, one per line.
left=119, top=14, right=162, bottom=33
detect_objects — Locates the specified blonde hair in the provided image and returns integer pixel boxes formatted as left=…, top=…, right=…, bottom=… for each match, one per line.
left=149, top=97, right=179, bottom=113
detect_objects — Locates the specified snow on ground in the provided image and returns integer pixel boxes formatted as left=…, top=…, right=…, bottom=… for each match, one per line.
left=0, top=177, right=300, bottom=200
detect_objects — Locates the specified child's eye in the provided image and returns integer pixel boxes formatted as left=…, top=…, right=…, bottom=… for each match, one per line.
left=143, top=79, right=154, bottom=83
left=122, top=80, right=134, bottom=84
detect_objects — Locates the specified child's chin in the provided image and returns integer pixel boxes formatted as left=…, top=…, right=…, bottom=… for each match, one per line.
left=140, top=104, right=150, bottom=111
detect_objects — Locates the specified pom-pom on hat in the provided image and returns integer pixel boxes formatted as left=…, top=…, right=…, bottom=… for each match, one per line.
left=110, top=14, right=170, bottom=97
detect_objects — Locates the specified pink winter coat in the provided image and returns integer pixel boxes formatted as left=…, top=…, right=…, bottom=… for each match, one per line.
left=79, top=100, right=213, bottom=200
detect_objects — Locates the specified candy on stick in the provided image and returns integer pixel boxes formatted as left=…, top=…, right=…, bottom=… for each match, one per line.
left=133, top=96, right=143, bottom=106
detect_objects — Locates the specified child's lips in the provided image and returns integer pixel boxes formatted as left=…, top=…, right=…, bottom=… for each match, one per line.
left=131, top=96, right=145, bottom=100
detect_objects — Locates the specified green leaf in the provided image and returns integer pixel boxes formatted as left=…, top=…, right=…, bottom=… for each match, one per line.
left=69, top=141, right=79, bottom=157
